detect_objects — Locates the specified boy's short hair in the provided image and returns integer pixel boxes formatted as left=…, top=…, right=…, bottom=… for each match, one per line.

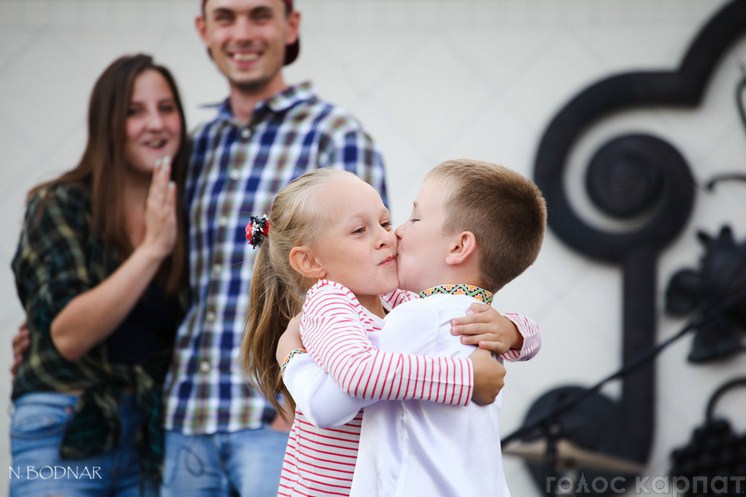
left=427, top=159, right=547, bottom=292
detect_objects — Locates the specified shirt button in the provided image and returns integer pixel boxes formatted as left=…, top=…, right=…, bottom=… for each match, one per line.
left=240, top=127, right=251, bottom=140
left=213, top=263, right=222, bottom=274
left=219, top=216, right=229, bottom=226
left=199, top=360, right=211, bottom=373
left=206, top=311, right=216, bottom=322
left=229, top=168, right=241, bottom=180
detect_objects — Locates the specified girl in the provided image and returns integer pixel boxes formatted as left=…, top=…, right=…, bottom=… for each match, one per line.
left=10, top=54, right=189, bottom=497
left=242, top=169, right=536, bottom=496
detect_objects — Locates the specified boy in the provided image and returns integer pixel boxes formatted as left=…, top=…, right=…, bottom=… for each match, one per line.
left=282, top=159, right=546, bottom=496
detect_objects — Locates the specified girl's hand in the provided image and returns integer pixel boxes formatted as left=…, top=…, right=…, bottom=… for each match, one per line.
left=142, top=156, right=177, bottom=259
left=451, top=302, right=522, bottom=355
left=469, top=348, right=505, bottom=405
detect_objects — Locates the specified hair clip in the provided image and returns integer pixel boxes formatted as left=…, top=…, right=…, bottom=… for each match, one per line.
left=246, top=215, right=270, bottom=249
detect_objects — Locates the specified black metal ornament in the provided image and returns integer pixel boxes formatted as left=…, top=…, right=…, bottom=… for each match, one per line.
left=516, top=1, right=746, bottom=495
left=669, top=377, right=746, bottom=496
left=665, top=226, right=746, bottom=363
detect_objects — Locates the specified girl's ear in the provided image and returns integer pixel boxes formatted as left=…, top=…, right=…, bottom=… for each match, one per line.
left=445, top=231, right=478, bottom=266
left=289, top=246, right=327, bottom=279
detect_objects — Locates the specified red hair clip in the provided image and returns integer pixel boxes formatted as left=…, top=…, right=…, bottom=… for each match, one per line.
left=246, top=215, right=270, bottom=249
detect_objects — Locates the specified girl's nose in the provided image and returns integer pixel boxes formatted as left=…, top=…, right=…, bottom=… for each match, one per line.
left=375, top=226, right=393, bottom=248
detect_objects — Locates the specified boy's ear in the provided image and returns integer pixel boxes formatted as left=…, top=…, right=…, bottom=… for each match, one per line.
left=445, top=231, right=478, bottom=266
left=289, top=246, right=327, bottom=280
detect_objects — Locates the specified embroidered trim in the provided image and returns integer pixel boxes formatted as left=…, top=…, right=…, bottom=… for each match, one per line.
left=419, top=284, right=493, bottom=304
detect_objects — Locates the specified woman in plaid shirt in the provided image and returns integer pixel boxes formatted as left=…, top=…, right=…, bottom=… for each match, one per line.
left=10, top=54, right=189, bottom=497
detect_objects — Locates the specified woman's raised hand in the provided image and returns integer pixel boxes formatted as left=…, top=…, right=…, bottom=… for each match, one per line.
left=142, top=156, right=177, bottom=259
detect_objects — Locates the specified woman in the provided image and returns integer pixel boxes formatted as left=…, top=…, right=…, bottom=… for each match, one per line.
left=10, top=53, right=189, bottom=497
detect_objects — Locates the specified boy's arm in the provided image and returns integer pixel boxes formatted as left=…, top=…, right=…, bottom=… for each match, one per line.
left=302, top=282, right=474, bottom=406
left=450, top=303, right=541, bottom=361
left=278, top=315, right=374, bottom=427
left=283, top=354, right=374, bottom=427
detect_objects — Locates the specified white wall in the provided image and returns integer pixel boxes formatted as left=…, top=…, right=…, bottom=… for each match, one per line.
left=2, top=1, right=745, bottom=496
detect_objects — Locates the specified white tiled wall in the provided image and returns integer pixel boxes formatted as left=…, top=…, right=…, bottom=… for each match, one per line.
left=2, top=1, right=745, bottom=496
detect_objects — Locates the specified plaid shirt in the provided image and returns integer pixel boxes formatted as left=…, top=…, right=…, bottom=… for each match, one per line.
left=163, top=81, right=388, bottom=434
left=11, top=183, right=180, bottom=481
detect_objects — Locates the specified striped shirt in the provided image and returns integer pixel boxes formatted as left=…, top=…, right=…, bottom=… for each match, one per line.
left=502, top=312, right=540, bottom=361
left=163, top=82, right=387, bottom=434
left=278, top=281, right=475, bottom=496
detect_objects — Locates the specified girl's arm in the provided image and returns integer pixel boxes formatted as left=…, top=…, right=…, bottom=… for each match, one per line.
left=302, top=281, right=474, bottom=406
left=277, top=315, right=371, bottom=426
left=502, top=312, right=541, bottom=360
left=283, top=354, right=374, bottom=427
left=384, top=289, right=541, bottom=360
left=450, top=303, right=541, bottom=360
left=282, top=328, right=502, bottom=427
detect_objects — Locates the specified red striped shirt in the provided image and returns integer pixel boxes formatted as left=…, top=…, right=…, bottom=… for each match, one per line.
left=277, top=281, right=473, bottom=496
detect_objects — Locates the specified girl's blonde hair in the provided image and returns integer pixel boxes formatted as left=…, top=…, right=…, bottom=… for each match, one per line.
left=242, top=168, right=359, bottom=414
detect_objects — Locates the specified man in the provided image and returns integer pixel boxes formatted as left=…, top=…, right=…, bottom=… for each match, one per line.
left=160, top=1, right=387, bottom=496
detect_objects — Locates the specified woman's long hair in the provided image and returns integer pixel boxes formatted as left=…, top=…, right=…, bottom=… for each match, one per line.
left=242, top=169, right=356, bottom=413
left=29, top=53, right=189, bottom=293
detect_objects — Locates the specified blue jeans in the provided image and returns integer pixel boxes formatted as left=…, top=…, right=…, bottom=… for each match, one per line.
left=9, top=391, right=158, bottom=497
left=161, top=428, right=289, bottom=497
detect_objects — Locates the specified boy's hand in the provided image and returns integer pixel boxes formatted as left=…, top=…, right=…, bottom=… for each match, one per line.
left=451, top=302, right=523, bottom=355
left=469, top=348, right=505, bottom=405
left=270, top=401, right=295, bottom=431
left=276, top=314, right=303, bottom=365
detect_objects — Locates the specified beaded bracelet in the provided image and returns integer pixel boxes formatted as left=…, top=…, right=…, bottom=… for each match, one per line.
left=280, top=348, right=307, bottom=375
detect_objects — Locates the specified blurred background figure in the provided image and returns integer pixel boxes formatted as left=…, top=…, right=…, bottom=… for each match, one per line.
left=9, top=53, right=189, bottom=497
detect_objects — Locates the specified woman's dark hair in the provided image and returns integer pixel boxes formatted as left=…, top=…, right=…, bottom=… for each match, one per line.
left=29, top=53, right=189, bottom=293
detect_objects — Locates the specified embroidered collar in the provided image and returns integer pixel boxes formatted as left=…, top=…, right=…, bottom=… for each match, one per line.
left=419, top=284, right=493, bottom=304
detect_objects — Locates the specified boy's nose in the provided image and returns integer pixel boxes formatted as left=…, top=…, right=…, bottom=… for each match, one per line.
left=378, top=227, right=396, bottom=247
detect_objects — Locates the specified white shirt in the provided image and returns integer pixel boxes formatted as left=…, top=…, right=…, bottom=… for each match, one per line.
left=285, top=289, right=538, bottom=496
left=350, top=293, right=510, bottom=497
left=279, top=281, right=475, bottom=496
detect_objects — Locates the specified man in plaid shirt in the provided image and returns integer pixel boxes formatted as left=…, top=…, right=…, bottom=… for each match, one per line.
left=160, top=1, right=387, bottom=496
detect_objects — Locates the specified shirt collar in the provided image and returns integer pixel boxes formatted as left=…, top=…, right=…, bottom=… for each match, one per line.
left=204, top=81, right=315, bottom=123
left=265, top=81, right=314, bottom=112
left=419, top=284, right=494, bottom=304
